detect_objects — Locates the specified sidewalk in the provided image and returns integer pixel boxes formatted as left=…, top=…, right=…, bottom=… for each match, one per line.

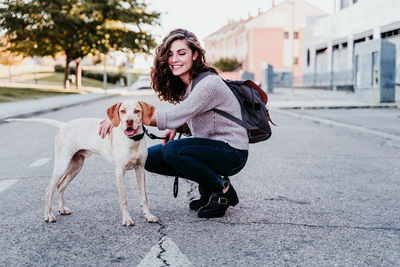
left=0, top=88, right=153, bottom=122
left=0, top=87, right=399, bottom=122
left=268, top=87, right=400, bottom=109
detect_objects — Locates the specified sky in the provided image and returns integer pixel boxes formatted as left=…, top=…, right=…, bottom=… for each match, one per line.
left=135, top=0, right=334, bottom=68
left=147, top=0, right=334, bottom=44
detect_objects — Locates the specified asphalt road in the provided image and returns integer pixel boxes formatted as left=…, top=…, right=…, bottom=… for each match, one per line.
left=1, top=94, right=399, bottom=266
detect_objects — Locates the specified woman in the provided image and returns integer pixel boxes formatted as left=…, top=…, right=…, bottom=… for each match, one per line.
left=100, top=29, right=248, bottom=218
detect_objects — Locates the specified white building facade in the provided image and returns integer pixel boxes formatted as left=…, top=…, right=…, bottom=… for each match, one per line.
left=303, top=0, right=400, bottom=98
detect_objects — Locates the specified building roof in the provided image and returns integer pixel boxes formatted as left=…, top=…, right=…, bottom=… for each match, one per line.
left=204, top=0, right=327, bottom=40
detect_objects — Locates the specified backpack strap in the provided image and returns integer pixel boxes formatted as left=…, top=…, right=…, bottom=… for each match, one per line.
left=191, top=71, right=217, bottom=90
left=191, top=71, right=250, bottom=128
left=212, top=109, right=249, bottom=129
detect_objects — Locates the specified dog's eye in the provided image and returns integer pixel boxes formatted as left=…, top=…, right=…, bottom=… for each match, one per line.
left=120, top=110, right=127, bottom=114
left=134, top=110, right=140, bottom=114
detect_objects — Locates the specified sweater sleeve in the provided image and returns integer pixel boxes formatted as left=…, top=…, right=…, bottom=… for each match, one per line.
left=155, top=75, right=222, bottom=130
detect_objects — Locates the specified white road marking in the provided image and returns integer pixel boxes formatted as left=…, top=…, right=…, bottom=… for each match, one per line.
left=276, top=109, right=400, bottom=142
left=29, top=157, right=51, bottom=168
left=137, top=237, right=193, bottom=267
left=0, top=179, right=19, bottom=194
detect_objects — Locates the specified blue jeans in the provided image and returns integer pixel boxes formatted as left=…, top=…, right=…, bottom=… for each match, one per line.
left=145, top=138, right=248, bottom=192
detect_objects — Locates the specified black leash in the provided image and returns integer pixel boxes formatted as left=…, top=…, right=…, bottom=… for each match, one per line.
left=143, top=125, right=169, bottom=140
left=128, top=125, right=168, bottom=141
left=129, top=125, right=181, bottom=198
left=173, top=132, right=182, bottom=198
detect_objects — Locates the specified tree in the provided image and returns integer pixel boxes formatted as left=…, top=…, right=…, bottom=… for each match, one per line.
left=0, top=37, right=25, bottom=82
left=0, top=0, right=159, bottom=89
left=213, top=57, right=241, bottom=72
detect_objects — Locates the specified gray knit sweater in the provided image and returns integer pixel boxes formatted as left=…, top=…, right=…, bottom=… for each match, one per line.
left=155, top=74, right=249, bottom=150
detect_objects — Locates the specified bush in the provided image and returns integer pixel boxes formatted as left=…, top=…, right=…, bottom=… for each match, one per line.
left=54, top=65, right=126, bottom=84
left=212, top=58, right=241, bottom=72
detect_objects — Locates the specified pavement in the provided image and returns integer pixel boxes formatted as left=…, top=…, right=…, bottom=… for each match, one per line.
left=0, top=88, right=154, bottom=123
left=0, top=86, right=399, bottom=123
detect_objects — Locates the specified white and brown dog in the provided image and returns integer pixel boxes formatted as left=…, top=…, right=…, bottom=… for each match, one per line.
left=7, top=101, right=158, bottom=226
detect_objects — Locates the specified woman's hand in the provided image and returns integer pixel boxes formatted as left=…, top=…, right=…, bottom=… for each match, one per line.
left=98, top=119, right=113, bottom=138
left=162, top=129, right=177, bottom=145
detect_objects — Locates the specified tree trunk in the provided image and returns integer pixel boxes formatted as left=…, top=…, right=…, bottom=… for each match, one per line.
left=64, top=57, right=71, bottom=89
left=8, top=64, right=11, bottom=82
left=75, top=58, right=82, bottom=89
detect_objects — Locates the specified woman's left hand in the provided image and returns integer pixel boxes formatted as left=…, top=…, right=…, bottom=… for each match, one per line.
left=162, top=129, right=177, bottom=145
left=98, top=119, right=113, bottom=138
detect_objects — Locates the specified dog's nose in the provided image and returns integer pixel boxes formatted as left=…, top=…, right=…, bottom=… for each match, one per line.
left=126, top=119, right=133, bottom=125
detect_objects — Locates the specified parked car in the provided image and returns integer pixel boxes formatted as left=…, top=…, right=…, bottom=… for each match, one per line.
left=130, top=74, right=152, bottom=90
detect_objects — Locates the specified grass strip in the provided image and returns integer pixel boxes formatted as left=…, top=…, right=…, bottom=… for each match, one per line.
left=0, top=87, right=76, bottom=103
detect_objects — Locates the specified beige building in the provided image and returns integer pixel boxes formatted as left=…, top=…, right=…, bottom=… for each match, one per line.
left=204, top=0, right=326, bottom=85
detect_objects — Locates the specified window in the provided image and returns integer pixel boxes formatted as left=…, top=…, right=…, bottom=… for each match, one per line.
left=381, top=28, right=400, bottom=39
left=294, top=32, right=299, bottom=39
left=316, top=47, right=327, bottom=54
left=284, top=32, right=289, bottom=39
left=306, top=49, right=310, bottom=67
left=354, top=37, right=365, bottom=45
left=293, top=57, right=299, bottom=65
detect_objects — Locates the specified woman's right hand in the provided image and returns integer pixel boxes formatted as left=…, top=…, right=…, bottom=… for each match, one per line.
left=98, top=118, right=113, bottom=139
left=162, top=129, right=177, bottom=145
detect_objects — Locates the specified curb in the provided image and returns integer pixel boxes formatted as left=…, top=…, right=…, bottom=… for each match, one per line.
left=0, top=93, right=115, bottom=124
left=275, top=104, right=400, bottom=110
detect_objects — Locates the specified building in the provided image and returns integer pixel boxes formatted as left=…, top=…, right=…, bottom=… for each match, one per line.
left=204, top=0, right=326, bottom=85
left=303, top=0, right=400, bottom=100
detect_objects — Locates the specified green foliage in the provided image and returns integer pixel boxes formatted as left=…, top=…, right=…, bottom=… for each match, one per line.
left=0, top=0, right=160, bottom=61
left=212, top=58, right=241, bottom=72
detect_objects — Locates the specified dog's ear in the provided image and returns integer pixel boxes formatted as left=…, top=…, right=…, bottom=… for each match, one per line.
left=138, top=101, right=155, bottom=125
left=106, top=102, right=122, bottom=127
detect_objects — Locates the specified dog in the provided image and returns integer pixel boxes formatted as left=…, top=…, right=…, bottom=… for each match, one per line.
left=6, top=100, right=158, bottom=226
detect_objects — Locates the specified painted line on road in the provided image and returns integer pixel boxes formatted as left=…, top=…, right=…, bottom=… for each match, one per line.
left=29, top=157, right=51, bottom=168
left=0, top=179, right=19, bottom=194
left=276, top=109, right=400, bottom=142
left=137, top=237, right=193, bottom=267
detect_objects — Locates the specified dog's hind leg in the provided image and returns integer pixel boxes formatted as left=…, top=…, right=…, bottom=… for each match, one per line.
left=45, top=151, right=74, bottom=223
left=57, top=151, right=85, bottom=215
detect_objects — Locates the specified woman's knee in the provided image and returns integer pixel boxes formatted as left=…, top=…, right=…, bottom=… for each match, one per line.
left=161, top=141, right=181, bottom=164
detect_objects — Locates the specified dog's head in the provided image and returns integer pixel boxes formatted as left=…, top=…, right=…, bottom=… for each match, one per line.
left=106, top=101, right=155, bottom=138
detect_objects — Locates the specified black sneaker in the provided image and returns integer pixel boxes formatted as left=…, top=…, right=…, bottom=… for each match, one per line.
left=197, top=182, right=239, bottom=218
left=189, top=184, right=212, bottom=210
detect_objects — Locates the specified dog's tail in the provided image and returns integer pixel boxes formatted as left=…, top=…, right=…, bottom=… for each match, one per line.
left=6, top=118, right=66, bottom=128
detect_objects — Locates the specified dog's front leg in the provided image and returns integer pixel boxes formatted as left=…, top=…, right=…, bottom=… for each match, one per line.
left=115, top=168, right=134, bottom=226
left=135, top=166, right=158, bottom=223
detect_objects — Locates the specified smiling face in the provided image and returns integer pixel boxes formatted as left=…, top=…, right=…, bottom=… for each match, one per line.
left=168, top=39, right=198, bottom=85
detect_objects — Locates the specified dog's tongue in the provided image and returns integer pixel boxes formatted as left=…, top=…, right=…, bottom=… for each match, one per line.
left=125, top=128, right=138, bottom=136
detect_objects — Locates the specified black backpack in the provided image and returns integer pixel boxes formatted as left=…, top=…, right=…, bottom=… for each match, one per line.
left=192, top=72, right=274, bottom=143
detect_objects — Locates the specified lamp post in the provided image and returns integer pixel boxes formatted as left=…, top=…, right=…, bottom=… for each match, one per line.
left=288, top=0, right=295, bottom=88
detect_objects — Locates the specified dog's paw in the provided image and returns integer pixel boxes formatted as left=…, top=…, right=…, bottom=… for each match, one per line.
left=122, top=216, right=134, bottom=226
left=145, top=214, right=159, bottom=223
left=59, top=207, right=72, bottom=215
left=45, top=213, right=56, bottom=223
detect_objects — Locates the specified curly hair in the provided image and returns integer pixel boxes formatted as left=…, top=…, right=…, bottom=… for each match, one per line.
left=150, top=28, right=217, bottom=104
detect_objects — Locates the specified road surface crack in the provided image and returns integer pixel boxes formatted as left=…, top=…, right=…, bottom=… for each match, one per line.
left=156, top=221, right=169, bottom=266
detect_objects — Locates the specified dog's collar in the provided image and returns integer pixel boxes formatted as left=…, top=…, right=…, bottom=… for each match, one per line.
left=127, top=125, right=169, bottom=141
left=127, top=125, right=145, bottom=141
